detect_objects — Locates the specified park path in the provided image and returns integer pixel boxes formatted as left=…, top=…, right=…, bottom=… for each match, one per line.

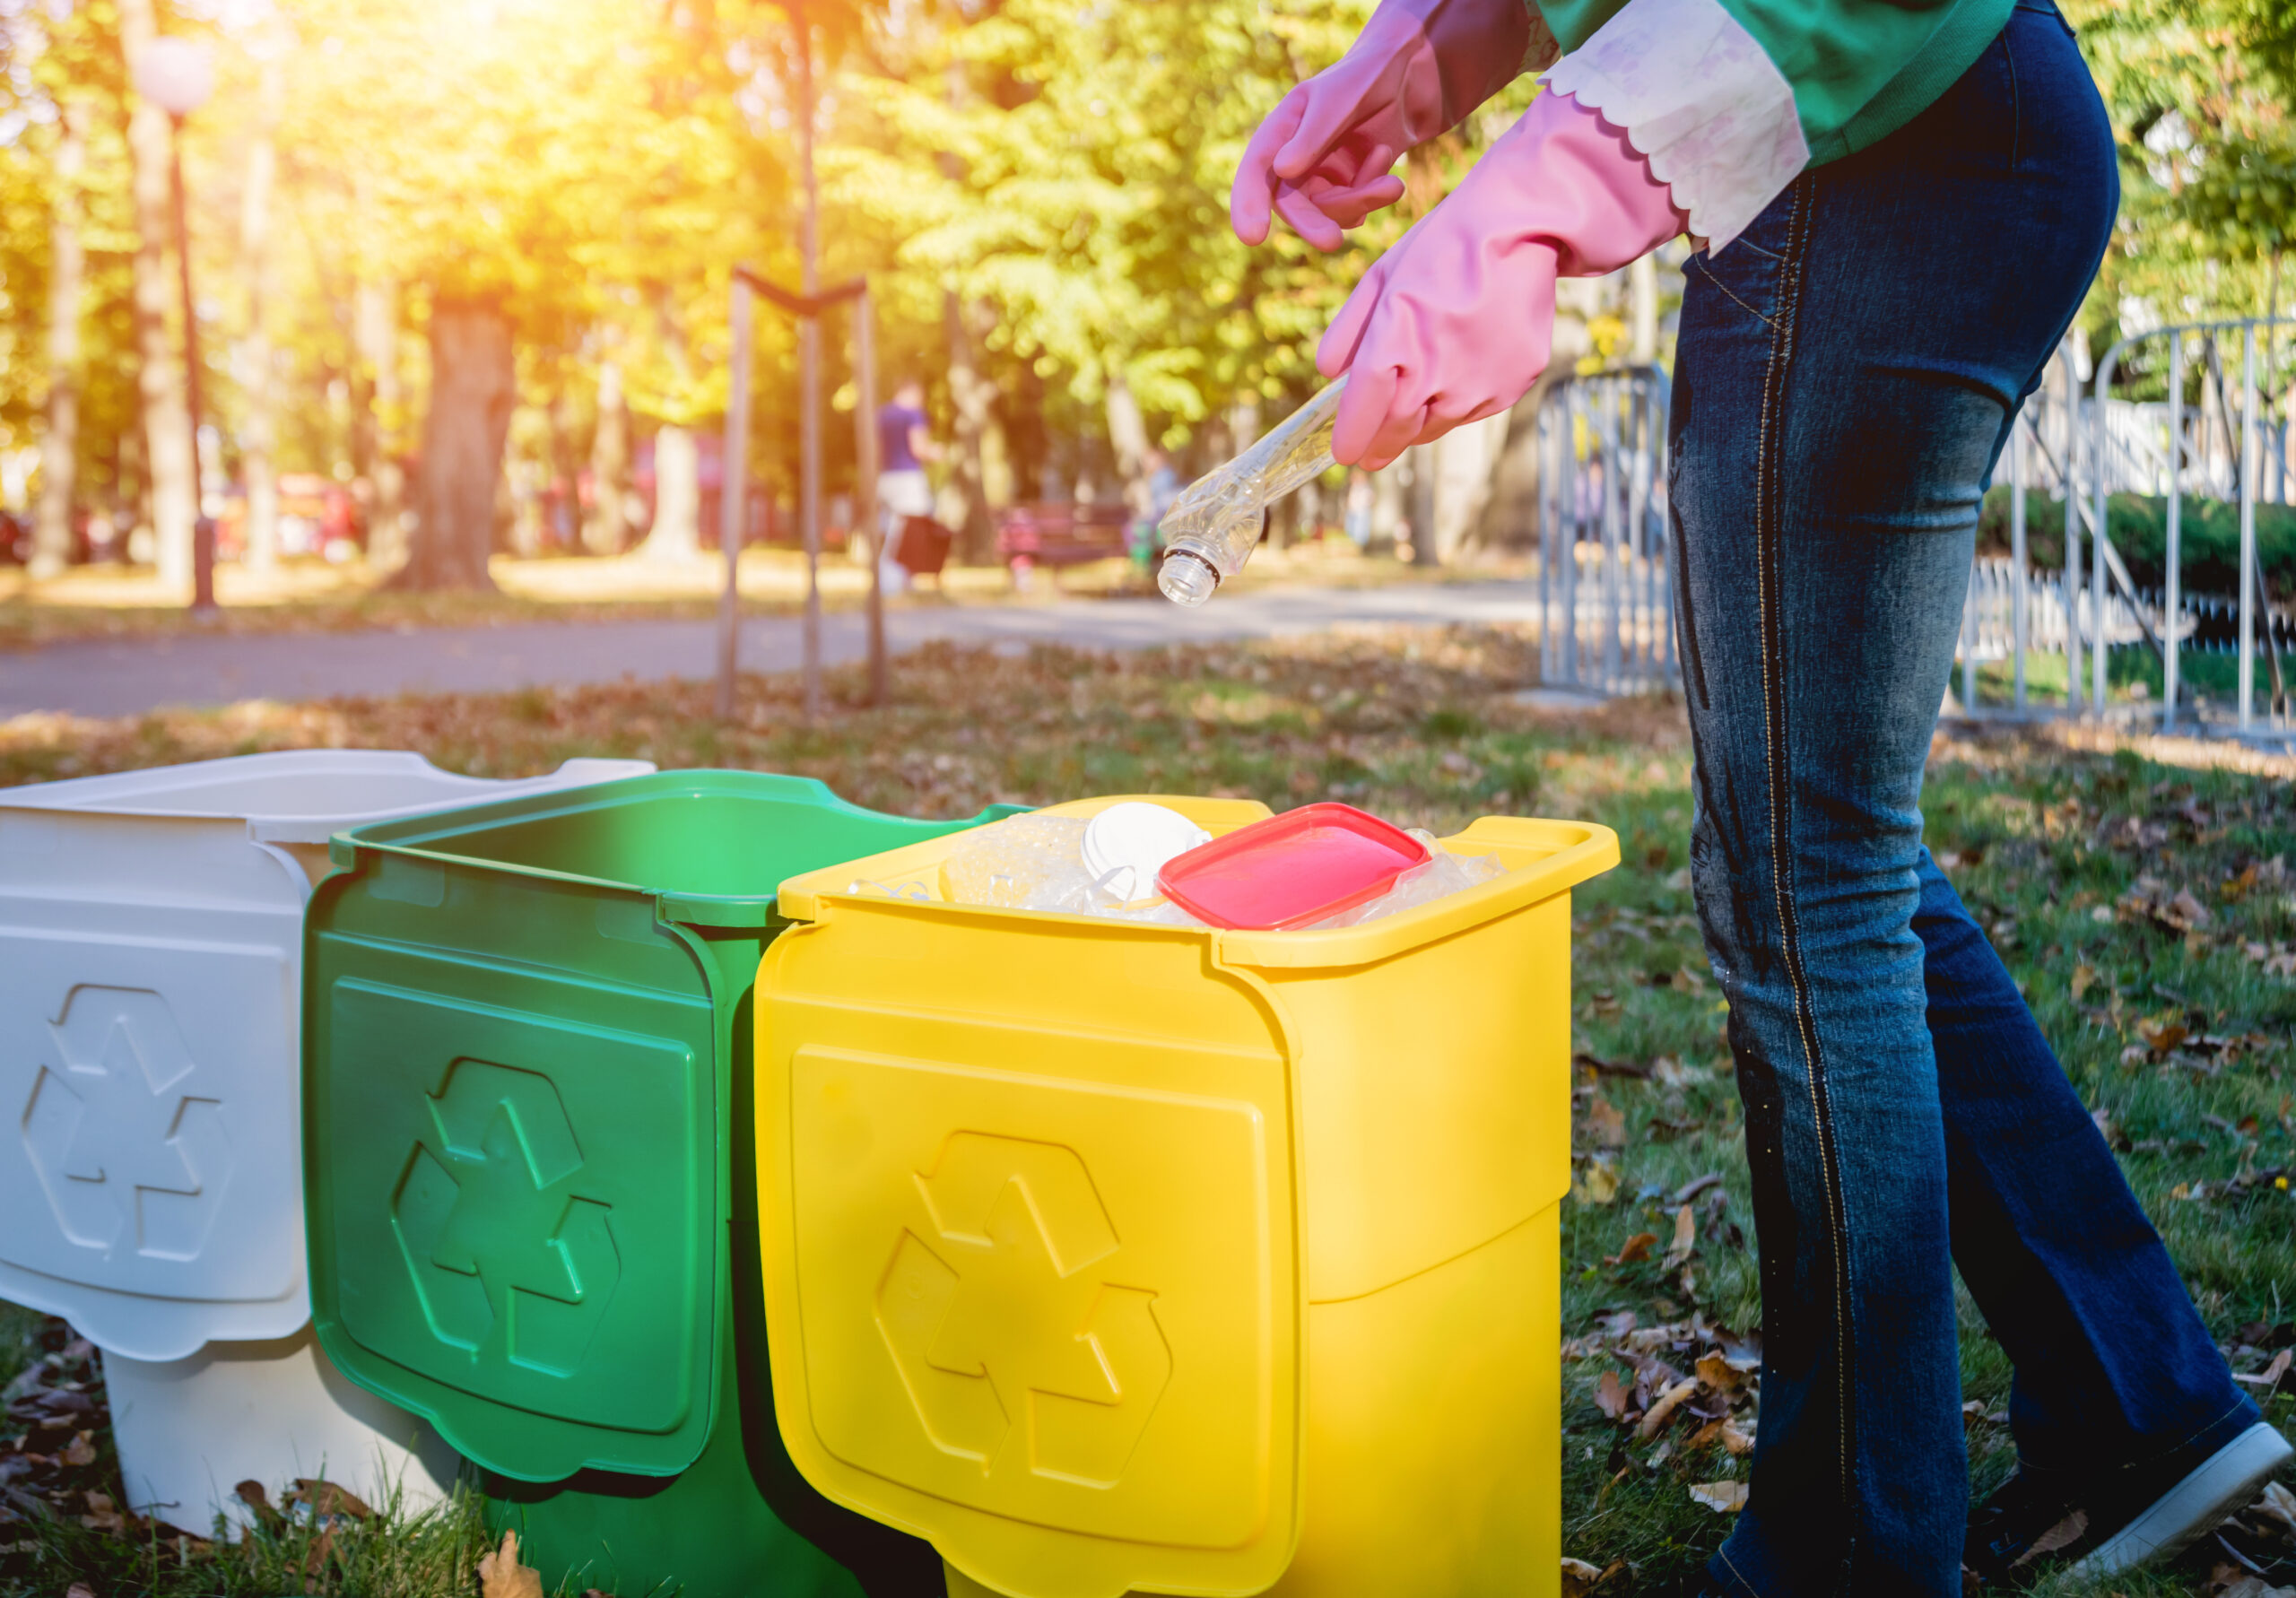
left=1, top=580, right=1546, bottom=718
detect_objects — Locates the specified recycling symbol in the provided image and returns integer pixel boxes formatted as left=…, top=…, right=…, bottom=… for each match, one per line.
left=21, top=986, right=231, bottom=1262
left=876, top=1132, right=1171, bottom=1489
left=389, top=1059, right=621, bottom=1377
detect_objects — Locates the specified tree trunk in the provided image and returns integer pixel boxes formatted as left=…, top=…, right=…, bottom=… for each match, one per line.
left=587, top=357, right=631, bottom=554
left=356, top=275, right=408, bottom=569
left=397, top=297, right=511, bottom=590
left=118, top=0, right=196, bottom=587
left=644, top=425, right=700, bottom=560
left=1105, top=372, right=1149, bottom=515
left=1631, top=253, right=1658, bottom=364
left=32, top=103, right=85, bottom=580
left=1370, top=461, right=1405, bottom=553
left=1428, top=411, right=1510, bottom=564
left=945, top=290, right=994, bottom=558
left=239, top=51, right=283, bottom=571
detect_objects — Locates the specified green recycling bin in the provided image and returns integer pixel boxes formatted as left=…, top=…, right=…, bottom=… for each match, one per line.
left=303, top=770, right=1013, bottom=1596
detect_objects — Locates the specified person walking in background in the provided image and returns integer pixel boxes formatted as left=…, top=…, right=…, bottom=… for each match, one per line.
left=875, top=378, right=943, bottom=595
left=1128, top=447, right=1183, bottom=572
left=1232, top=0, right=2291, bottom=1592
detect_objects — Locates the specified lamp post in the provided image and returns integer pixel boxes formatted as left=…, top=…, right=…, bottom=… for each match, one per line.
left=133, top=35, right=218, bottom=616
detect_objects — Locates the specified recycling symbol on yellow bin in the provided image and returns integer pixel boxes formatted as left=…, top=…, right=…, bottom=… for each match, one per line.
left=877, top=1132, right=1172, bottom=1488
left=390, top=1059, right=621, bottom=1377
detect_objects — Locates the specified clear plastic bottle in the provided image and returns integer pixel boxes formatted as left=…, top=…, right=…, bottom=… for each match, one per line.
left=1156, top=378, right=1344, bottom=606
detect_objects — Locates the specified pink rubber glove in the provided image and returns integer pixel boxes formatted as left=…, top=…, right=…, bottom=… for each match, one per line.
left=1231, top=0, right=1535, bottom=252
left=1318, top=91, right=1684, bottom=469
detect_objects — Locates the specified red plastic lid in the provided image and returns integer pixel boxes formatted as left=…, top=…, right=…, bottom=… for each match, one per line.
left=1156, top=803, right=1433, bottom=931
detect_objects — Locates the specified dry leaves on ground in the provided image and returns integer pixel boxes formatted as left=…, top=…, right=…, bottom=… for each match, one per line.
left=478, top=1528, right=544, bottom=1598
left=1689, top=1481, right=1750, bottom=1513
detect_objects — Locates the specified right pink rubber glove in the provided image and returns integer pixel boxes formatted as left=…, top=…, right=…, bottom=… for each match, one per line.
left=1230, top=0, right=1543, bottom=252
left=1317, top=90, right=1684, bottom=469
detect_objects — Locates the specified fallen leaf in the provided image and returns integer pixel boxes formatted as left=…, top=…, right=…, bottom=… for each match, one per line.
left=289, top=1479, right=374, bottom=1521
left=1578, top=1163, right=1620, bottom=1205
left=1561, top=1557, right=1606, bottom=1598
left=2170, top=889, right=2213, bottom=929
left=61, top=1433, right=95, bottom=1468
left=1665, top=1205, right=1697, bottom=1269
left=66, top=1585, right=94, bottom=1598
left=479, top=1528, right=545, bottom=1598
left=2072, top=963, right=2098, bottom=1000
left=1584, top=1098, right=1627, bottom=1149
left=1721, top=1420, right=1757, bottom=1455
left=2256, top=1481, right=2296, bottom=1530
left=1594, top=1369, right=1636, bottom=1422
left=1690, top=1481, right=1750, bottom=1512
left=2236, top=1350, right=2293, bottom=1390
left=1695, top=1350, right=1743, bottom=1394
left=235, top=1479, right=288, bottom=1535
left=1674, top=1172, right=1723, bottom=1204
left=2020, top=1510, right=2089, bottom=1563
left=1635, top=1377, right=1700, bottom=1441
left=1607, top=1232, right=1657, bottom=1267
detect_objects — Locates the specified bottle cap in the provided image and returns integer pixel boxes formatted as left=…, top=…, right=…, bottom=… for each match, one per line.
left=1157, top=550, right=1221, bottom=606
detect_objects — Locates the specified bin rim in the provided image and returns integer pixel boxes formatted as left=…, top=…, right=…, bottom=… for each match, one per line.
left=0, top=750, right=656, bottom=843
left=775, top=794, right=1621, bottom=970
left=331, top=768, right=1022, bottom=928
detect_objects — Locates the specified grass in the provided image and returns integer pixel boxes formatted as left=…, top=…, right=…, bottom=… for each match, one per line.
left=2, top=625, right=2291, bottom=1596
left=1970, top=642, right=2294, bottom=720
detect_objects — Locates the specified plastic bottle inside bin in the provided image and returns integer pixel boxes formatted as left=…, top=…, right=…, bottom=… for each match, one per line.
left=1157, top=378, right=1344, bottom=606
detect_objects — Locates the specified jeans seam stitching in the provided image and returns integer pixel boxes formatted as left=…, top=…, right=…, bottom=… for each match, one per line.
left=2005, top=20, right=2022, bottom=169
left=1688, top=254, right=1777, bottom=329
left=1752, top=173, right=1858, bottom=1568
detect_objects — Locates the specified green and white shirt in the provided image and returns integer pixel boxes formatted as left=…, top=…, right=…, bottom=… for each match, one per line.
left=1525, top=0, right=2016, bottom=247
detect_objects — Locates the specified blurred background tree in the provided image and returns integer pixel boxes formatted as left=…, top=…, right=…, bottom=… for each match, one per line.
left=4, top=0, right=2277, bottom=589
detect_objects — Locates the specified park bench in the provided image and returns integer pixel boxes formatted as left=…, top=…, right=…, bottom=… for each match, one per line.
left=994, top=501, right=1133, bottom=586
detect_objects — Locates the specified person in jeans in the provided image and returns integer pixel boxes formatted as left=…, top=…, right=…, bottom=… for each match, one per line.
left=875, top=378, right=944, bottom=595
left=1231, top=0, right=2292, bottom=1590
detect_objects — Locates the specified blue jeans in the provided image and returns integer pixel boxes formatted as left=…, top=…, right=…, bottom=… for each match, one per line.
left=1669, top=5, right=2261, bottom=1593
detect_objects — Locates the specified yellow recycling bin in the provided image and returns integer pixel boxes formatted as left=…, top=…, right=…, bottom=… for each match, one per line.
left=755, top=796, right=1618, bottom=1598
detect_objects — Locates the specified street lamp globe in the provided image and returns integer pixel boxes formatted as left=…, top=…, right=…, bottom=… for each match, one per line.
left=134, top=36, right=215, bottom=118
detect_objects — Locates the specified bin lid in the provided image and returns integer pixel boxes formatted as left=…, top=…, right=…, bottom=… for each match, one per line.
left=0, top=751, right=656, bottom=843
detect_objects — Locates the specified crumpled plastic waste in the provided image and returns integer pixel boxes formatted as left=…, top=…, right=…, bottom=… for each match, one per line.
left=1300, top=829, right=1507, bottom=929
left=936, top=811, right=1504, bottom=929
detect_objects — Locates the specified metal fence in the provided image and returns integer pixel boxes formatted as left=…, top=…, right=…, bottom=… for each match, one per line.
left=1952, top=323, right=2295, bottom=739
left=1532, top=367, right=1675, bottom=695
left=1530, top=334, right=2294, bottom=742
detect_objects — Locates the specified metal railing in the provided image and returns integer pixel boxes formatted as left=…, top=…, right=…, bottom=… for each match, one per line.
left=2091, top=319, right=2292, bottom=734
left=1945, top=325, right=2296, bottom=740
left=1531, top=335, right=2293, bottom=741
left=1532, top=367, right=1675, bottom=695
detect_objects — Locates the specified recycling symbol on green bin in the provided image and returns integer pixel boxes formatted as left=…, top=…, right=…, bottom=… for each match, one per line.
left=389, top=1059, right=621, bottom=1377
left=875, top=1132, right=1171, bottom=1489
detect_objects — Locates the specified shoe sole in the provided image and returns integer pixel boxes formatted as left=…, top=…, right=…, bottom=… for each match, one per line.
left=2071, top=1421, right=2295, bottom=1578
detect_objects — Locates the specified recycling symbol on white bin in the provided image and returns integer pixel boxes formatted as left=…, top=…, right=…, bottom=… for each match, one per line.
left=390, top=1059, right=621, bottom=1377
left=21, top=986, right=232, bottom=1262
left=876, top=1132, right=1172, bottom=1489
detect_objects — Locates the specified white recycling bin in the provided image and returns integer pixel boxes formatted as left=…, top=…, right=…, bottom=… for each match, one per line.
left=104, top=1326, right=465, bottom=1531
left=0, top=751, right=653, bottom=1528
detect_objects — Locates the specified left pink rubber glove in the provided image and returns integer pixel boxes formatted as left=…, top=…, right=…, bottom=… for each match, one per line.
left=1318, top=90, right=1685, bottom=469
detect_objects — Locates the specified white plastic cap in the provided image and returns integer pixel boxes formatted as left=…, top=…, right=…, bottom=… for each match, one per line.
left=1082, top=801, right=1213, bottom=902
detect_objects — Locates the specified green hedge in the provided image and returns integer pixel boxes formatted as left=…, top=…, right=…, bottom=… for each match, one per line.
left=1976, top=487, right=2296, bottom=601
